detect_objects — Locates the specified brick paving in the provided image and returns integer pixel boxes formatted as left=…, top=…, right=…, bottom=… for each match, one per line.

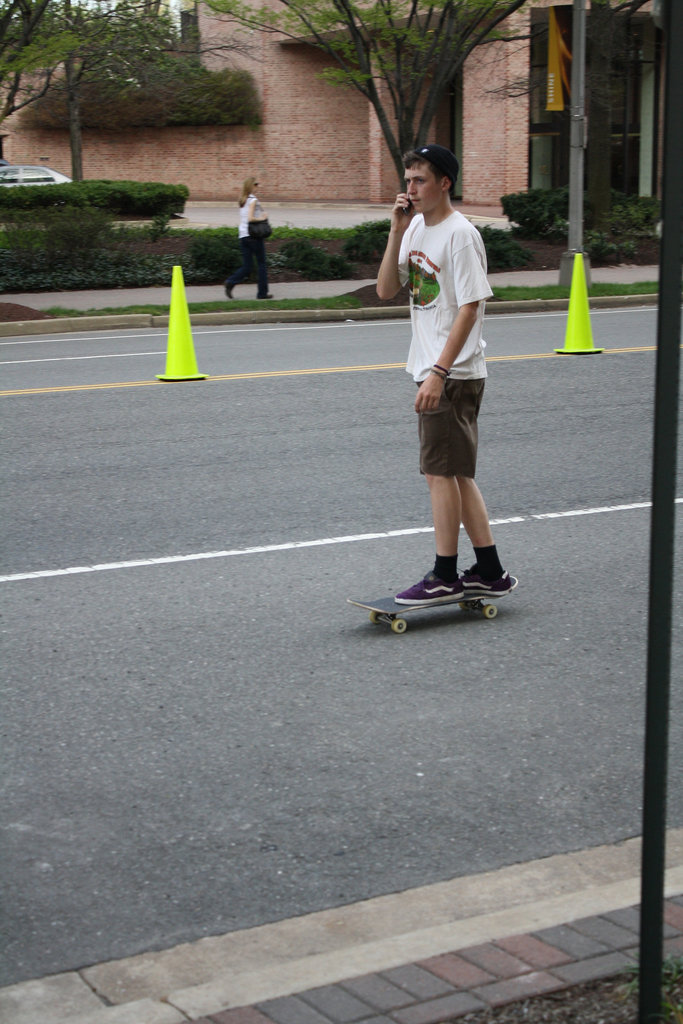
left=188, top=896, right=683, bottom=1024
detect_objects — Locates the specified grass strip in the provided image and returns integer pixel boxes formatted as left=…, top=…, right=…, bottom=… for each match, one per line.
left=43, top=281, right=661, bottom=319
left=491, top=281, right=659, bottom=301
left=45, top=295, right=365, bottom=318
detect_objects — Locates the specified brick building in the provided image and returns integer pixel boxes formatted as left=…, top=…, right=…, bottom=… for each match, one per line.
left=0, top=1, right=662, bottom=206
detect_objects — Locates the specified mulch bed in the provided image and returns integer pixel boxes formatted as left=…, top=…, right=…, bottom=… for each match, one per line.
left=456, top=974, right=638, bottom=1022
left=0, top=302, right=54, bottom=321
left=458, top=964, right=682, bottom=1022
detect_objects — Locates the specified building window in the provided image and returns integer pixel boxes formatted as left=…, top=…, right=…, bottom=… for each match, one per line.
left=528, top=7, right=659, bottom=196
left=529, top=6, right=570, bottom=191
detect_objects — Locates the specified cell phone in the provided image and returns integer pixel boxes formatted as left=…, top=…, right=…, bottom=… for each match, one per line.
left=403, top=200, right=413, bottom=215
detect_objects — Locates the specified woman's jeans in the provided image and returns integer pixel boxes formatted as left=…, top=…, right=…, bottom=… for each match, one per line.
left=226, top=236, right=269, bottom=297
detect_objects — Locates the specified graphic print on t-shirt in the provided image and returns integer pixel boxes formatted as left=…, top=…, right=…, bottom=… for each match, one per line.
left=409, top=249, right=441, bottom=308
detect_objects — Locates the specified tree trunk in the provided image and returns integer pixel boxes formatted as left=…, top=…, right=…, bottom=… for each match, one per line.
left=65, top=56, right=83, bottom=180
left=62, top=0, right=83, bottom=180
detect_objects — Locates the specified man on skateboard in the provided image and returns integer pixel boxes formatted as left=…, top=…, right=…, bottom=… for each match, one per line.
left=376, top=144, right=516, bottom=607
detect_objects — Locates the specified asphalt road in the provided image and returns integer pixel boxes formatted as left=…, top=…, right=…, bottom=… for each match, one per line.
left=1, top=307, right=681, bottom=986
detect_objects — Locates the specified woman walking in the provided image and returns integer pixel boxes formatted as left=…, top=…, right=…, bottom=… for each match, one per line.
left=224, top=177, right=272, bottom=300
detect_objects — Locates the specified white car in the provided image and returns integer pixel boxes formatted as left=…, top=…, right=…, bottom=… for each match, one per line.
left=0, top=165, right=72, bottom=186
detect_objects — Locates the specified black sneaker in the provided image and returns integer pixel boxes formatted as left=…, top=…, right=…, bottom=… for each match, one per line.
left=460, top=566, right=518, bottom=598
left=395, top=572, right=464, bottom=605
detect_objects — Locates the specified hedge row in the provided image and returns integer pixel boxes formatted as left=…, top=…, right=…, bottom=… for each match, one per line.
left=0, top=180, right=189, bottom=216
left=0, top=251, right=196, bottom=291
left=501, top=186, right=660, bottom=240
left=0, top=217, right=537, bottom=292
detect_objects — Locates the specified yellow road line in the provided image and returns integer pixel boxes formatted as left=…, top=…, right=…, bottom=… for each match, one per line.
left=0, top=363, right=406, bottom=396
left=488, top=345, right=658, bottom=361
left=2, top=379, right=161, bottom=396
left=0, top=347, right=659, bottom=397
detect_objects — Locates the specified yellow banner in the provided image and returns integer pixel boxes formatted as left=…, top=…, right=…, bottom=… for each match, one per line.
left=547, top=6, right=572, bottom=111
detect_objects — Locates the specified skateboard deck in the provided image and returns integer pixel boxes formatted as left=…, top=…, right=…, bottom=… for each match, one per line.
left=347, top=578, right=518, bottom=634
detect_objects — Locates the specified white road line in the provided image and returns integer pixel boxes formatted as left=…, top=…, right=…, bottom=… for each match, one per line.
left=0, top=305, right=659, bottom=353
left=0, top=350, right=167, bottom=365
left=0, top=321, right=406, bottom=350
left=533, top=501, right=654, bottom=519
left=2, top=501, right=680, bottom=584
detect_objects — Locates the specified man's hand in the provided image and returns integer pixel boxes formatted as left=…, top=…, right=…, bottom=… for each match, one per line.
left=377, top=193, right=413, bottom=300
left=415, top=373, right=444, bottom=413
left=390, top=192, right=414, bottom=232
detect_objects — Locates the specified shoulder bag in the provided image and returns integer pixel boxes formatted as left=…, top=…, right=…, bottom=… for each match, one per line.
left=248, top=218, right=272, bottom=239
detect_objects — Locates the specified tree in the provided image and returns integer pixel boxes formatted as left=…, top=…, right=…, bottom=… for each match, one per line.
left=10, top=0, right=259, bottom=178
left=0, top=0, right=72, bottom=121
left=202, top=0, right=528, bottom=183
left=56, top=0, right=183, bottom=179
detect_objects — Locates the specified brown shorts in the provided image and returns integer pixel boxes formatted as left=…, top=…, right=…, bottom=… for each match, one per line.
left=418, top=378, right=485, bottom=477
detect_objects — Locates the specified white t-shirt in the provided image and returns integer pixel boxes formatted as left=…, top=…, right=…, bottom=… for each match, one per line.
left=238, top=195, right=261, bottom=239
left=398, top=210, right=493, bottom=381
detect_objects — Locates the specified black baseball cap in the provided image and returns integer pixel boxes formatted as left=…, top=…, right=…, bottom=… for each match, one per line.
left=414, top=144, right=460, bottom=188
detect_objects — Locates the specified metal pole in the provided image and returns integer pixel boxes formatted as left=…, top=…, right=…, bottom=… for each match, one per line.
left=638, top=0, right=683, bottom=1019
left=567, top=0, right=585, bottom=252
left=559, top=0, right=587, bottom=285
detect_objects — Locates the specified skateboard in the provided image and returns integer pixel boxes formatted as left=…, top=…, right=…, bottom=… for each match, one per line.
left=347, top=578, right=518, bottom=634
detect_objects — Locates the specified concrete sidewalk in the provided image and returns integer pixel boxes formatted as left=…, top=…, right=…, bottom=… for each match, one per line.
left=178, top=200, right=509, bottom=233
left=3, top=834, right=682, bottom=1024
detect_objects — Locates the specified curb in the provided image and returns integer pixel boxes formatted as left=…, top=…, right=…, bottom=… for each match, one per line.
left=0, top=294, right=659, bottom=338
left=188, top=897, right=683, bottom=1024
left=4, top=835, right=681, bottom=1024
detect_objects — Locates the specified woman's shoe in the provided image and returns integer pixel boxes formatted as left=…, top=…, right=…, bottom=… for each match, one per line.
left=224, top=283, right=234, bottom=299
left=257, top=293, right=273, bottom=300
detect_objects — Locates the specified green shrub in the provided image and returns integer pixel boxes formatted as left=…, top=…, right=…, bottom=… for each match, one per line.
left=0, top=249, right=191, bottom=291
left=583, top=230, right=619, bottom=263
left=584, top=229, right=644, bottom=263
left=479, top=226, right=532, bottom=270
left=278, top=238, right=352, bottom=279
left=187, top=228, right=241, bottom=279
left=623, top=955, right=683, bottom=1023
left=619, top=239, right=638, bottom=261
left=167, top=67, right=261, bottom=128
left=342, top=220, right=390, bottom=260
left=0, top=180, right=188, bottom=216
left=2, top=206, right=119, bottom=270
left=501, top=186, right=660, bottom=244
left=608, top=193, right=660, bottom=237
left=24, top=63, right=261, bottom=131
left=272, top=226, right=346, bottom=241
left=147, top=213, right=172, bottom=241
left=501, top=187, right=569, bottom=238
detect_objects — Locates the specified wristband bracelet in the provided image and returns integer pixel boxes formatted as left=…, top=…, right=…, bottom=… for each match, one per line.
left=430, top=368, right=447, bottom=382
left=433, top=363, right=449, bottom=375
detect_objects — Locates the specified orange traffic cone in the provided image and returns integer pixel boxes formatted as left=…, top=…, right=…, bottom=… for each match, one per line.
left=555, top=253, right=604, bottom=355
left=156, top=266, right=208, bottom=381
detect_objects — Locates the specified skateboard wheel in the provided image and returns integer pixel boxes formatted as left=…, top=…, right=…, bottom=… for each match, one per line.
left=369, top=610, right=381, bottom=624
left=482, top=603, right=498, bottom=619
left=391, top=618, right=407, bottom=634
